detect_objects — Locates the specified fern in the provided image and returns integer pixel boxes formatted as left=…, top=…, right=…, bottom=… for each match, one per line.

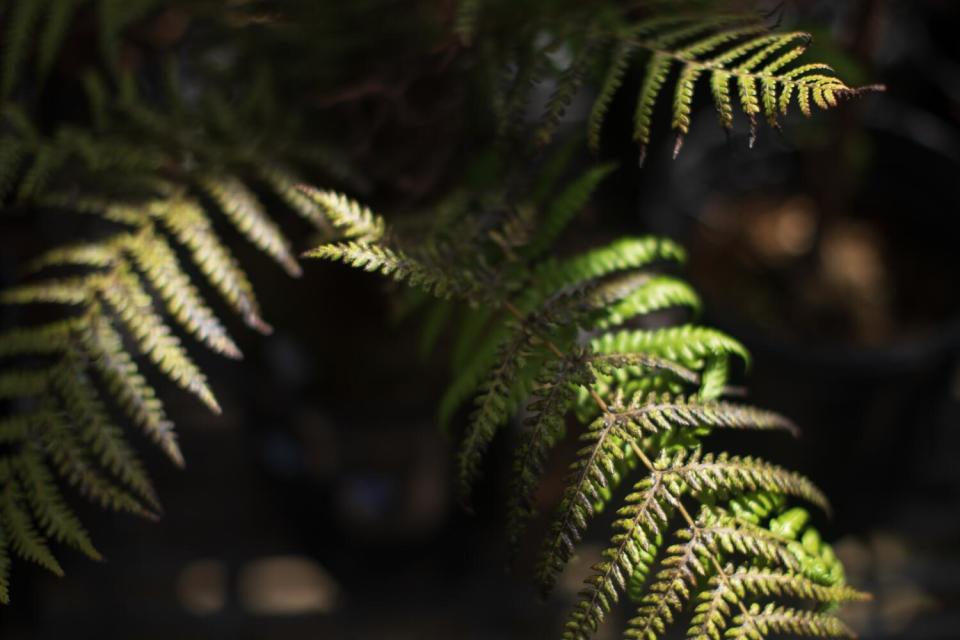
left=304, top=177, right=867, bottom=639
left=0, top=0, right=877, bottom=630
left=468, top=2, right=881, bottom=159
left=0, top=76, right=348, bottom=600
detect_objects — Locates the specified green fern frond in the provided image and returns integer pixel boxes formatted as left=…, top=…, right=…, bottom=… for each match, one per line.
left=307, top=241, right=478, bottom=300
left=0, top=477, right=63, bottom=577
left=303, top=179, right=866, bottom=639
left=13, top=451, right=100, bottom=561
left=591, top=326, right=750, bottom=372
left=727, top=603, right=855, bottom=639
left=589, top=39, right=637, bottom=153
left=508, top=352, right=594, bottom=550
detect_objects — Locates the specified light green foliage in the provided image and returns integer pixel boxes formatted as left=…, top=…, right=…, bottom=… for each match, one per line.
left=305, top=159, right=867, bottom=639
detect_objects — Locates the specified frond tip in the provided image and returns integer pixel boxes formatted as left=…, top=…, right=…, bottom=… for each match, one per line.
left=584, top=13, right=884, bottom=159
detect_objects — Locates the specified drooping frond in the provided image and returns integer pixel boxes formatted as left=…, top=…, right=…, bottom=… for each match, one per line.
left=507, top=352, right=594, bottom=551
left=303, top=168, right=866, bottom=640
left=0, top=112, right=362, bottom=600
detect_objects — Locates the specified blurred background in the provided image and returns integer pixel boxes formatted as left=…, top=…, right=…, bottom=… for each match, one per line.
left=1, top=0, right=959, bottom=638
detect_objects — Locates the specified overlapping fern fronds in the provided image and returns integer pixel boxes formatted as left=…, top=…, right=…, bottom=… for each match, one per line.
left=303, top=165, right=868, bottom=639
left=467, top=0, right=881, bottom=161
left=0, top=67, right=349, bottom=601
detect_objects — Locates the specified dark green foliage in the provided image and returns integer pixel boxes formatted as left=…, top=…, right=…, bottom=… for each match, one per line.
left=0, top=2, right=874, bottom=635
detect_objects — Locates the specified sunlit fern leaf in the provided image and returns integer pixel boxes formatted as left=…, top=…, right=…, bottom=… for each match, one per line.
left=439, top=239, right=685, bottom=430
left=299, top=170, right=868, bottom=640
left=257, top=166, right=333, bottom=233
left=98, top=264, right=220, bottom=413
left=198, top=175, right=302, bottom=278
left=595, top=275, right=701, bottom=330
left=125, top=228, right=243, bottom=360
left=307, top=241, right=475, bottom=300
left=297, top=186, right=385, bottom=242
left=727, top=603, right=855, bottom=639
left=591, top=326, right=749, bottom=373
left=605, top=391, right=797, bottom=440
left=156, top=196, right=273, bottom=334
left=697, top=353, right=729, bottom=401
left=458, top=274, right=656, bottom=502
left=81, top=310, right=181, bottom=465
left=560, top=474, right=681, bottom=638
left=664, top=450, right=828, bottom=512
left=563, top=11, right=884, bottom=162
left=530, top=237, right=687, bottom=302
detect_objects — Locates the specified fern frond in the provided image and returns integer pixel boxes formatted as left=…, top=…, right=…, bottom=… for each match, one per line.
left=559, top=11, right=886, bottom=161
left=81, top=311, right=181, bottom=465
left=158, top=196, right=272, bottom=333
left=125, top=229, right=243, bottom=360
left=727, top=603, right=855, bottom=639
left=596, top=275, right=701, bottom=329
left=508, top=352, right=594, bottom=551
left=0, top=470, right=63, bottom=577
left=307, top=241, right=477, bottom=300
left=13, top=451, right=100, bottom=561
left=591, top=326, right=749, bottom=372
left=98, top=264, right=220, bottom=414
left=297, top=186, right=385, bottom=242
left=50, top=357, right=159, bottom=508
left=605, top=392, right=797, bottom=439
left=664, top=450, right=828, bottom=513
left=198, top=175, right=302, bottom=277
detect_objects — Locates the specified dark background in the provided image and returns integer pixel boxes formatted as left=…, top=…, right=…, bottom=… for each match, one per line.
left=1, top=1, right=959, bottom=638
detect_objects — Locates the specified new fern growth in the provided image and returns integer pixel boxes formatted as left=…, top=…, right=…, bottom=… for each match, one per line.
left=302, top=176, right=869, bottom=639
